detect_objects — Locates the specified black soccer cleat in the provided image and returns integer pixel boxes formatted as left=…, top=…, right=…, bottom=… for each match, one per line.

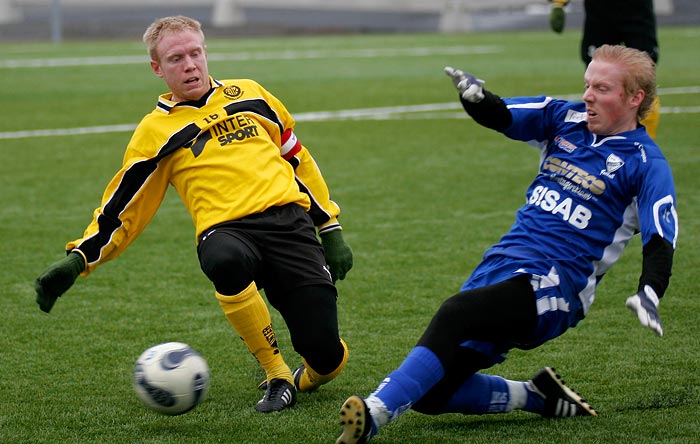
left=258, top=364, right=307, bottom=392
left=336, top=395, right=373, bottom=444
left=255, top=378, right=296, bottom=413
left=529, top=367, right=597, bottom=417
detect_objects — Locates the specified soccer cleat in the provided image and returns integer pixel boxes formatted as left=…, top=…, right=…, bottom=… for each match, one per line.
left=255, top=378, right=296, bottom=413
left=529, top=367, right=597, bottom=417
left=337, top=395, right=374, bottom=444
left=258, top=364, right=306, bottom=392
left=258, top=363, right=309, bottom=392
left=292, top=363, right=307, bottom=390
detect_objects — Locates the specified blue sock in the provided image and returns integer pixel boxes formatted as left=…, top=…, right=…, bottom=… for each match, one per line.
left=370, top=346, right=445, bottom=419
left=444, top=373, right=511, bottom=414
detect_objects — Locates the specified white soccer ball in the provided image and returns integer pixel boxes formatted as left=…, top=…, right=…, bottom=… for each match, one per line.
left=133, top=342, right=210, bottom=415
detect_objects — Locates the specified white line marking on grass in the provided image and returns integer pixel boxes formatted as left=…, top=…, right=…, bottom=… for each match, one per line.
left=0, top=46, right=501, bottom=69
left=1, top=87, right=699, bottom=140
left=295, top=103, right=461, bottom=121
left=0, top=124, right=138, bottom=139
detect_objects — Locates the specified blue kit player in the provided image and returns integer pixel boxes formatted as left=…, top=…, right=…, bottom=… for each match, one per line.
left=336, top=44, right=677, bottom=444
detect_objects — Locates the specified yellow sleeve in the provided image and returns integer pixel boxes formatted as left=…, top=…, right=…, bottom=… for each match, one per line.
left=259, top=83, right=343, bottom=233
left=66, top=138, right=170, bottom=275
left=291, top=144, right=342, bottom=234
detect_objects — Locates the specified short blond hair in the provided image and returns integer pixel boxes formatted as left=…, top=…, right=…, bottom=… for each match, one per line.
left=591, top=44, right=657, bottom=120
left=142, top=16, right=205, bottom=61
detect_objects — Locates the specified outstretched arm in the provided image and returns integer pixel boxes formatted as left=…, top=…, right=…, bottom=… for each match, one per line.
left=444, top=66, right=512, bottom=132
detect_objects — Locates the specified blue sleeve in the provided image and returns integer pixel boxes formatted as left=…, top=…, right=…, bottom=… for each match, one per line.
left=637, top=156, right=678, bottom=248
left=500, top=96, right=582, bottom=149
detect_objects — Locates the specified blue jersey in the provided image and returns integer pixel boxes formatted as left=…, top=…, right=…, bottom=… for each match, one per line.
left=467, top=96, right=678, bottom=318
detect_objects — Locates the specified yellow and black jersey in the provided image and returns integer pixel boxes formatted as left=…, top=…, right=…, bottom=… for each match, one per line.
left=68, top=78, right=341, bottom=275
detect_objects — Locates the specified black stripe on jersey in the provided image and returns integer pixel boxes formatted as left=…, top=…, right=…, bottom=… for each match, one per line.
left=289, top=153, right=331, bottom=226
left=295, top=176, right=332, bottom=226
left=77, top=123, right=202, bottom=263
left=77, top=159, right=159, bottom=263
left=162, top=123, right=204, bottom=158
left=156, top=100, right=173, bottom=113
left=223, top=99, right=284, bottom=136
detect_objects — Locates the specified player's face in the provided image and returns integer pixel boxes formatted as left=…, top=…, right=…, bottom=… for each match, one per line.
left=151, top=30, right=210, bottom=102
left=582, top=59, right=643, bottom=136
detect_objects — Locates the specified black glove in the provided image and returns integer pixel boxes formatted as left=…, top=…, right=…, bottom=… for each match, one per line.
left=549, top=0, right=568, bottom=33
left=320, top=230, right=353, bottom=283
left=35, top=251, right=85, bottom=313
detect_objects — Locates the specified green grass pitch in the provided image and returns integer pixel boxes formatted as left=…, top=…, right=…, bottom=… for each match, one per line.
left=1, top=26, right=699, bottom=444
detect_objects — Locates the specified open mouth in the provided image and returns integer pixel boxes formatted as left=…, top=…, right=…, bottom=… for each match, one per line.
left=185, top=77, right=199, bottom=85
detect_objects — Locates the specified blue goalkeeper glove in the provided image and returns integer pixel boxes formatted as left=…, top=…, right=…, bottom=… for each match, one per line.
left=35, top=251, right=85, bottom=313
left=549, top=0, right=568, bottom=33
left=626, top=285, right=663, bottom=336
left=320, top=230, right=353, bottom=283
left=444, top=66, right=485, bottom=103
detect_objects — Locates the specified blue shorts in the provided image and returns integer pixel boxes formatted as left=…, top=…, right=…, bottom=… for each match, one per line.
left=459, top=254, right=585, bottom=363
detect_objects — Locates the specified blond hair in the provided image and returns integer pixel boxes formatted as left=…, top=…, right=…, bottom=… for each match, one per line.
left=142, top=16, right=205, bottom=61
left=591, top=44, right=657, bottom=120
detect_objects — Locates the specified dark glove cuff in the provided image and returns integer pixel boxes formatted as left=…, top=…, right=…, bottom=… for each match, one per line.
left=461, top=90, right=512, bottom=132
left=320, top=229, right=343, bottom=240
left=66, top=251, right=86, bottom=276
left=637, top=235, right=674, bottom=298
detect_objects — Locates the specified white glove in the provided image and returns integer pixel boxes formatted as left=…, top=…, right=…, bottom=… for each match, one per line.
left=626, top=285, right=663, bottom=336
left=444, top=66, right=485, bottom=103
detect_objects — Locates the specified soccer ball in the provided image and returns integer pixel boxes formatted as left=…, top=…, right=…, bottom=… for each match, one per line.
left=133, top=342, right=210, bottom=415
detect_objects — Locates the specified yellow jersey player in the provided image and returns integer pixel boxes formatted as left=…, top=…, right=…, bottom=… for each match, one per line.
left=34, top=15, right=353, bottom=413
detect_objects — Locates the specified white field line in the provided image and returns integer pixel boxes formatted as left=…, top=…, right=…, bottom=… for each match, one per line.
left=1, top=87, right=699, bottom=140
left=0, top=45, right=501, bottom=68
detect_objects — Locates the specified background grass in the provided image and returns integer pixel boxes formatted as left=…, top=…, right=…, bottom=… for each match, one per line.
left=1, top=26, right=699, bottom=444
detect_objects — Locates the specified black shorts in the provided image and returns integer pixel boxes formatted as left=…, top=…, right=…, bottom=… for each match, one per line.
left=197, top=203, right=333, bottom=297
left=581, top=0, right=659, bottom=64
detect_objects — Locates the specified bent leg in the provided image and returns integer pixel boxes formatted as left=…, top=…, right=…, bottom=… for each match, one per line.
left=380, top=276, right=538, bottom=417
left=273, top=284, right=347, bottom=391
left=198, top=229, right=292, bottom=384
left=418, top=275, right=537, bottom=370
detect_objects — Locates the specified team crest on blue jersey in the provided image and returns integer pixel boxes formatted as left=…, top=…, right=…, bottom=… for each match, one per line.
left=223, top=85, right=243, bottom=100
left=602, top=153, right=624, bottom=178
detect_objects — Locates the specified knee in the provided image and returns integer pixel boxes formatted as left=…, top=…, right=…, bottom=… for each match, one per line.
left=198, top=234, right=257, bottom=295
left=431, top=295, right=465, bottom=326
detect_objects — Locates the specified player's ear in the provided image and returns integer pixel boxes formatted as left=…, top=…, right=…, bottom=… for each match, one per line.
left=630, top=89, right=645, bottom=108
left=150, top=60, right=164, bottom=78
